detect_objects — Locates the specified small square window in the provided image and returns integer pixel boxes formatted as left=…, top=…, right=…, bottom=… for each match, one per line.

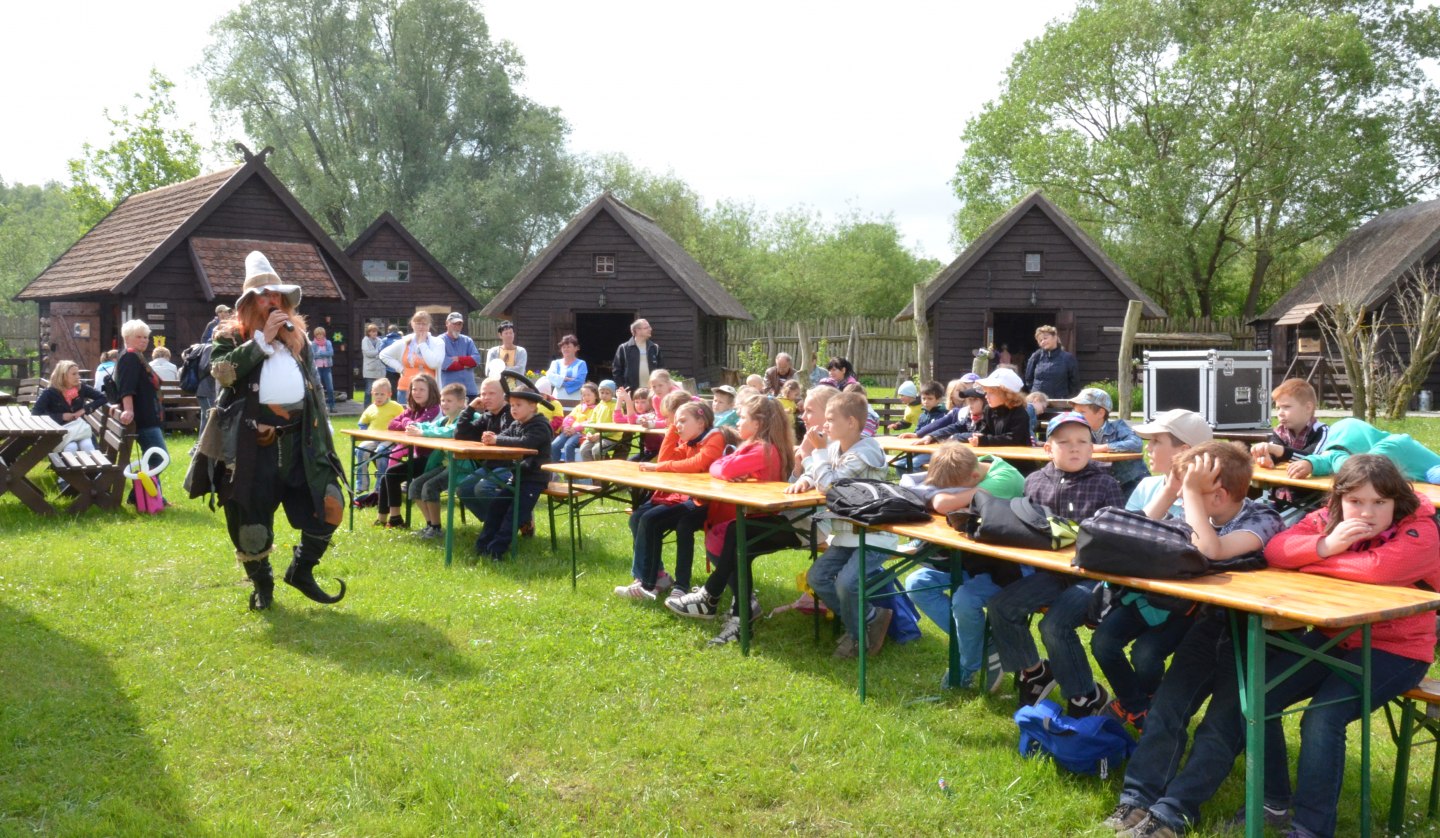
left=1024, top=252, right=1042, bottom=274
left=362, top=259, right=410, bottom=282
left=595, top=254, right=615, bottom=275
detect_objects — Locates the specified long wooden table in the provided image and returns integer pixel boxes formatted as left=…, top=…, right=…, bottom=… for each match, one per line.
left=876, top=436, right=1145, bottom=469
left=1252, top=464, right=1440, bottom=505
left=0, top=406, right=65, bottom=514
left=543, top=459, right=826, bottom=654
left=342, top=428, right=535, bottom=565
left=854, top=514, right=1440, bottom=837
left=576, top=421, right=667, bottom=437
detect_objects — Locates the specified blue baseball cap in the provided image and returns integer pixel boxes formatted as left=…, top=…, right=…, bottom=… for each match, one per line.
left=1046, top=411, right=1092, bottom=438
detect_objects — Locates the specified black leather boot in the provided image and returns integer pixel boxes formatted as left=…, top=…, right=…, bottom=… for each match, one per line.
left=243, top=557, right=274, bottom=610
left=283, top=538, right=346, bottom=604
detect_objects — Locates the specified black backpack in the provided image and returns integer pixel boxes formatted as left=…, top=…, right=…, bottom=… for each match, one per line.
left=101, top=370, right=121, bottom=404
left=823, top=478, right=930, bottom=525
left=179, top=343, right=206, bottom=395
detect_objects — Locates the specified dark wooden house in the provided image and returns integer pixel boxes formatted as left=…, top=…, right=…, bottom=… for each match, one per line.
left=15, top=149, right=371, bottom=394
left=345, top=211, right=482, bottom=342
left=896, top=191, right=1164, bottom=391
left=481, top=192, right=752, bottom=386
left=1254, top=197, right=1440, bottom=400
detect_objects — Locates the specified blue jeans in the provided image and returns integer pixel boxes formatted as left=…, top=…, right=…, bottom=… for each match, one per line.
left=904, top=565, right=952, bottom=631
left=474, top=480, right=545, bottom=558
left=458, top=468, right=510, bottom=519
left=551, top=432, right=581, bottom=464
left=316, top=366, right=335, bottom=411
left=1091, top=598, right=1195, bottom=715
left=987, top=571, right=1099, bottom=700
left=952, top=571, right=1005, bottom=684
left=629, top=500, right=706, bottom=589
left=361, top=378, right=373, bottom=409
left=807, top=544, right=887, bottom=639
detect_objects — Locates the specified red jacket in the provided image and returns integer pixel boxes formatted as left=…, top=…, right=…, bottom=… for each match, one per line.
left=651, top=427, right=726, bottom=505
left=1265, top=497, right=1440, bottom=662
left=704, top=441, right=786, bottom=555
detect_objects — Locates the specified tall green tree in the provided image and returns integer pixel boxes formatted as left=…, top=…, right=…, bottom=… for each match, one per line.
left=954, top=0, right=1440, bottom=318
left=67, top=69, right=202, bottom=228
left=0, top=180, right=82, bottom=317
left=204, top=0, right=581, bottom=293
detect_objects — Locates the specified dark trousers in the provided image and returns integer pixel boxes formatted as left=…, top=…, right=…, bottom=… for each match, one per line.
left=378, top=452, right=420, bottom=511
left=224, top=434, right=338, bottom=560
left=1092, top=599, right=1196, bottom=715
left=630, top=499, right=706, bottom=589
left=700, top=516, right=799, bottom=609
left=475, top=481, right=545, bottom=558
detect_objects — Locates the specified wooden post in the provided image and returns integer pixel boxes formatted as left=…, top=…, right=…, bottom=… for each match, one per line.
left=1117, top=299, right=1143, bottom=421
left=797, top=321, right=812, bottom=378
left=912, top=284, right=930, bottom=383
left=847, top=322, right=860, bottom=372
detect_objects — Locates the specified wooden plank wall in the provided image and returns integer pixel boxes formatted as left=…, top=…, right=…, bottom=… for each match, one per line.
left=727, top=316, right=917, bottom=381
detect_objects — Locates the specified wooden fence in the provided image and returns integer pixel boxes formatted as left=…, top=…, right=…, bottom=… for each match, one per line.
left=728, top=315, right=1258, bottom=380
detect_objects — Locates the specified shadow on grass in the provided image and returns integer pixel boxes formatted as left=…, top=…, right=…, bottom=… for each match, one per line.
left=261, top=606, right=477, bottom=680
left=0, top=605, right=197, bottom=836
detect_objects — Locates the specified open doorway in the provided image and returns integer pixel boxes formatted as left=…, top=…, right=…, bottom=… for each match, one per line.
left=574, top=311, right=634, bottom=384
left=989, top=310, right=1057, bottom=377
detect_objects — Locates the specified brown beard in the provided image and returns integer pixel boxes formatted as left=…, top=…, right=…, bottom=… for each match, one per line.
left=231, top=297, right=309, bottom=355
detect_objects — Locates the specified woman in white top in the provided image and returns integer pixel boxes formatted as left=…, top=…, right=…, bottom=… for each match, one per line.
left=379, top=311, right=445, bottom=405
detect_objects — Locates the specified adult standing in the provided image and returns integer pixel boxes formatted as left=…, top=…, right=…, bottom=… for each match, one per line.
left=311, top=326, right=336, bottom=411
left=439, top=312, right=482, bottom=398
left=379, top=311, right=444, bottom=405
left=379, top=323, right=403, bottom=394
left=115, top=320, right=167, bottom=475
left=764, top=352, right=798, bottom=395
left=193, top=341, right=216, bottom=436
left=546, top=334, right=588, bottom=398
left=485, top=320, right=528, bottom=376
left=360, top=323, right=386, bottom=409
left=612, top=318, right=663, bottom=391
left=1023, top=324, right=1079, bottom=399
left=201, top=304, right=230, bottom=343
left=206, top=251, right=346, bottom=610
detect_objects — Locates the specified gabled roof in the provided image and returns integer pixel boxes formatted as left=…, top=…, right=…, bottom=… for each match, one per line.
left=346, top=211, right=483, bottom=311
left=895, top=190, right=1164, bottom=320
left=481, top=192, right=752, bottom=320
left=16, top=151, right=370, bottom=302
left=1257, top=197, right=1440, bottom=323
left=192, top=237, right=343, bottom=301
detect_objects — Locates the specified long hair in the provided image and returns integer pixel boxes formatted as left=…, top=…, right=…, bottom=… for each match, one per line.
left=675, top=400, right=715, bottom=436
left=1326, top=454, right=1420, bottom=534
left=229, top=293, right=308, bottom=356
left=50, top=359, right=80, bottom=391
left=739, top=395, right=794, bottom=476
left=407, top=374, right=441, bottom=414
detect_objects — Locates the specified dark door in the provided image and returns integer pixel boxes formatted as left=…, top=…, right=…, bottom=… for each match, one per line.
left=990, top=310, right=1057, bottom=375
left=574, top=311, right=635, bottom=384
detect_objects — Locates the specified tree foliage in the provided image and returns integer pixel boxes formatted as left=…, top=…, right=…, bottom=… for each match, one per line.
left=67, top=70, right=202, bottom=229
left=955, top=0, right=1440, bottom=318
left=204, top=0, right=581, bottom=293
left=0, top=180, right=82, bottom=317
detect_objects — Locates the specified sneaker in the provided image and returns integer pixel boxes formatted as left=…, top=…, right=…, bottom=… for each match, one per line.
left=665, top=585, right=693, bottom=607
left=1068, top=683, right=1111, bottom=718
left=654, top=571, right=675, bottom=593
left=728, top=594, right=762, bottom=625
left=865, top=607, right=893, bottom=656
left=613, top=581, right=656, bottom=601
left=1102, top=803, right=1148, bottom=832
left=707, top=616, right=743, bottom=647
left=1016, top=661, right=1057, bottom=707
left=983, top=648, right=1006, bottom=693
left=415, top=524, right=442, bottom=539
left=1226, top=802, right=1292, bottom=831
left=833, top=634, right=859, bottom=659
left=1102, top=699, right=1149, bottom=732
left=665, top=588, right=718, bottom=619
left=519, top=521, right=535, bottom=538
left=1119, top=814, right=1181, bottom=838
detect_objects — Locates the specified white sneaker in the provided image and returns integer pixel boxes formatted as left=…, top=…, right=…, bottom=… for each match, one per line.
left=613, top=581, right=656, bottom=601
left=655, top=571, right=675, bottom=592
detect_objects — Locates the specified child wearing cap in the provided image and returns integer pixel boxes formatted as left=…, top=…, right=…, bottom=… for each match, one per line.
left=886, top=380, right=923, bottom=432
left=577, top=380, right=620, bottom=461
left=472, top=383, right=555, bottom=561
left=967, top=368, right=1031, bottom=448
left=987, top=411, right=1125, bottom=717
left=1070, top=387, right=1148, bottom=497
left=711, top=385, right=739, bottom=428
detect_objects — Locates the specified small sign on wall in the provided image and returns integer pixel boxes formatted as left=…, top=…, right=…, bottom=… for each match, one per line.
left=72, top=322, right=91, bottom=338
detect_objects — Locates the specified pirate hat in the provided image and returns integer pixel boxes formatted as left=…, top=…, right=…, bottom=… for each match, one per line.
left=499, top=370, right=554, bottom=410
left=236, top=251, right=302, bottom=309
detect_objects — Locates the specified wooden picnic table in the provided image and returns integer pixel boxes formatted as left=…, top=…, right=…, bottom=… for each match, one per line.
left=1251, top=464, right=1440, bottom=505
left=854, top=514, right=1440, bottom=837
left=0, top=390, right=12, bottom=406
left=577, top=421, right=668, bottom=437
left=342, top=428, right=535, bottom=565
left=875, top=436, right=1144, bottom=463
left=543, top=458, right=826, bottom=653
left=0, top=405, right=65, bottom=515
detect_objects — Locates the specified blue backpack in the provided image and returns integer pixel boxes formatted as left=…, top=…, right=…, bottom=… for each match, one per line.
left=1014, top=699, right=1136, bottom=778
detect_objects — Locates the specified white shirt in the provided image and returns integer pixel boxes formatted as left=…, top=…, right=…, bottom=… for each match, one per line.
left=254, top=331, right=306, bottom=405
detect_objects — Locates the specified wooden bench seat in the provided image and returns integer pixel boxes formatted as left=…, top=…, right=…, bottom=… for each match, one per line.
left=48, top=406, right=135, bottom=514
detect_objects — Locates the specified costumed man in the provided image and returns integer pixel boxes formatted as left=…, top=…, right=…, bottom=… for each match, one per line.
left=207, top=251, right=348, bottom=609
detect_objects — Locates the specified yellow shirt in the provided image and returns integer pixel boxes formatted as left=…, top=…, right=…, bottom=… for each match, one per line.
left=359, top=399, right=404, bottom=430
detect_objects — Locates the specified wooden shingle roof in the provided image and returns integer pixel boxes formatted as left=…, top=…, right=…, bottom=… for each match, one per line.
left=1257, top=198, right=1440, bottom=323
left=191, top=237, right=344, bottom=301
left=481, top=192, right=751, bottom=320
left=346, top=212, right=482, bottom=311
left=895, top=190, right=1164, bottom=320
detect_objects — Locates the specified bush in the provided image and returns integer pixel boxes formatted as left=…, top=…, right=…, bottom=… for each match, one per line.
left=1083, top=380, right=1143, bottom=414
left=739, top=339, right=768, bottom=379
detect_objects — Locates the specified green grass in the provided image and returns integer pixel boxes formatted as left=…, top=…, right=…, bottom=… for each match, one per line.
left=3, top=415, right=1440, bottom=836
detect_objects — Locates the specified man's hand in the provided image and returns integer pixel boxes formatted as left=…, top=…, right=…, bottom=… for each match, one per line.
left=262, top=309, right=289, bottom=342
left=481, top=431, right=497, bottom=445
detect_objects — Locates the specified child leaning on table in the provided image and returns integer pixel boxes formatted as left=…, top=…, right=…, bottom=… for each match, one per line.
left=899, top=442, right=1025, bottom=691
left=792, top=391, right=899, bottom=659
left=966, top=368, right=1031, bottom=448
left=403, top=382, right=471, bottom=539
left=615, top=400, right=725, bottom=601
left=1250, top=378, right=1329, bottom=517
left=354, top=378, right=404, bottom=499
left=666, top=395, right=797, bottom=647
left=984, top=412, right=1126, bottom=717
left=1289, top=416, right=1440, bottom=484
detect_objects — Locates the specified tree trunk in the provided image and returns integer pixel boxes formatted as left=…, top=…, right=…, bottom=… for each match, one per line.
left=1116, top=300, right=1143, bottom=421
left=912, top=284, right=931, bottom=383
left=1242, top=249, right=1273, bottom=322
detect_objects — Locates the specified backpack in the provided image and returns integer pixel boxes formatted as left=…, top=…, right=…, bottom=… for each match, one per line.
left=823, top=478, right=930, bottom=525
left=1015, top=699, right=1136, bottom=778
left=101, top=369, right=121, bottom=404
left=1072, top=508, right=1209, bottom=578
left=947, top=490, right=1079, bottom=551
left=179, top=343, right=206, bottom=395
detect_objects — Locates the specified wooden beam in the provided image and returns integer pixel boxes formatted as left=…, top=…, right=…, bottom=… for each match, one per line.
left=1116, top=300, right=1143, bottom=421
left=912, top=284, right=930, bottom=382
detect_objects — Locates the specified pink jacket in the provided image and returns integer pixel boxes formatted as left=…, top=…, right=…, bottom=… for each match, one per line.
left=386, top=403, right=440, bottom=466
left=704, top=441, right=786, bottom=555
left=1264, top=496, right=1440, bottom=662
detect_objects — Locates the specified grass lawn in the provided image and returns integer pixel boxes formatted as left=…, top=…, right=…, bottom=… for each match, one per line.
left=3, top=413, right=1439, bottom=835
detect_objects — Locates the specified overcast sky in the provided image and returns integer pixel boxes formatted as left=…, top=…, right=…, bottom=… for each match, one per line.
left=2, top=0, right=1081, bottom=262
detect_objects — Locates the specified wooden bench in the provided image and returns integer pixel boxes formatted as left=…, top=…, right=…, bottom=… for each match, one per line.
left=47, top=406, right=135, bottom=514
left=1387, top=677, right=1440, bottom=833
left=159, top=384, right=201, bottom=434
left=15, top=378, right=46, bottom=408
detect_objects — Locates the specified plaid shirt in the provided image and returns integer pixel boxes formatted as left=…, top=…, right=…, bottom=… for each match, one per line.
left=1023, top=461, right=1125, bottom=524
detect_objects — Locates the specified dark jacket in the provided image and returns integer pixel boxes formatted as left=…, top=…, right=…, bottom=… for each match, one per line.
left=454, top=404, right=513, bottom=471
left=493, top=413, right=554, bottom=485
left=1024, top=347, right=1080, bottom=399
left=115, top=350, right=163, bottom=429
left=1023, top=461, right=1125, bottom=524
left=612, top=338, right=663, bottom=391
left=32, top=384, right=106, bottom=424
left=972, top=403, right=1031, bottom=447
